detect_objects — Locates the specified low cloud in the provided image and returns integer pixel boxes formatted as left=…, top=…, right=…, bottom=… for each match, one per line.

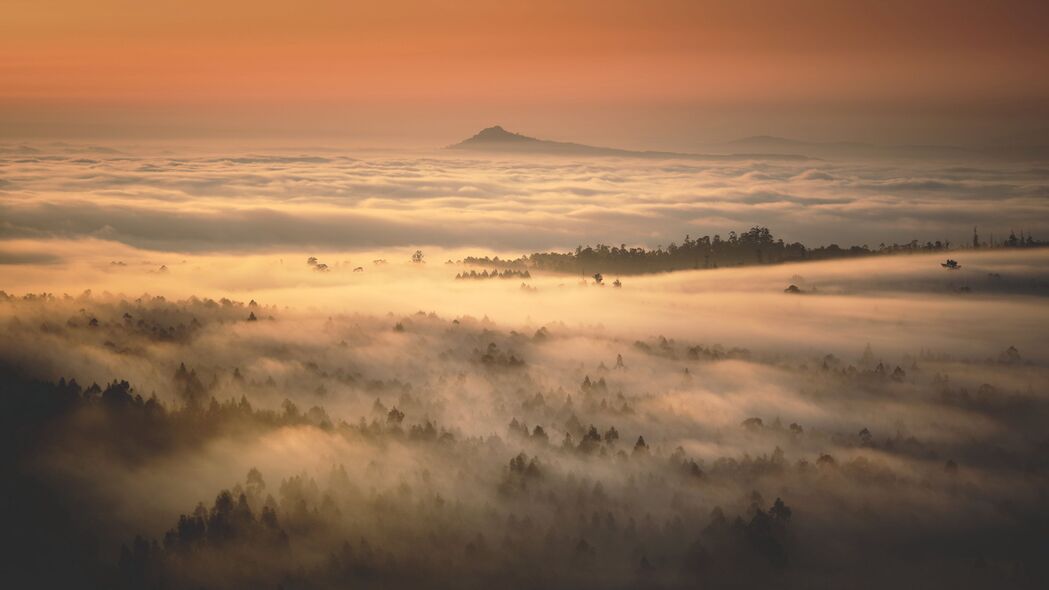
left=2, top=146, right=1047, bottom=253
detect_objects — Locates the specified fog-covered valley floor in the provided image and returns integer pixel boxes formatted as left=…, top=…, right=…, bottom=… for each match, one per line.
left=2, top=147, right=1049, bottom=589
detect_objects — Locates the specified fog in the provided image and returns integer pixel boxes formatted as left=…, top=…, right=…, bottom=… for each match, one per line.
left=2, top=146, right=1049, bottom=589
left=2, top=144, right=1048, bottom=251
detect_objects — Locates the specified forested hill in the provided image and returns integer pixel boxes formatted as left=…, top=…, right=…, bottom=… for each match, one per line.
left=462, top=226, right=1045, bottom=276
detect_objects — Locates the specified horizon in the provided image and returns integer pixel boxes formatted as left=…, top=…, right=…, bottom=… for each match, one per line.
left=5, top=122, right=1049, bottom=157
left=4, top=121, right=1049, bottom=152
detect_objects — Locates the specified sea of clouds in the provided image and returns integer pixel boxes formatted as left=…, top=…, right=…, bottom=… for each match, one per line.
left=1, top=143, right=1047, bottom=256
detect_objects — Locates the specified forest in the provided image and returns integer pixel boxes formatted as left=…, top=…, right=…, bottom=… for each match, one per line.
left=2, top=269, right=1047, bottom=589
left=463, top=226, right=1046, bottom=276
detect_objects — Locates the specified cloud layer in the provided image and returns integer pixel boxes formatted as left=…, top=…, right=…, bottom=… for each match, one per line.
left=1, top=145, right=1047, bottom=254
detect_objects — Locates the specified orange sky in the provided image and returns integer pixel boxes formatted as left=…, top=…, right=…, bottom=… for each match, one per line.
left=3, top=0, right=1048, bottom=145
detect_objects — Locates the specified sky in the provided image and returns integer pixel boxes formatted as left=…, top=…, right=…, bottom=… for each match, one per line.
left=3, top=0, right=1049, bottom=147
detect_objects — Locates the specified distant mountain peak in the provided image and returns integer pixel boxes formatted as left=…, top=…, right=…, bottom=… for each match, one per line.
left=462, top=125, right=535, bottom=144
left=448, top=126, right=814, bottom=161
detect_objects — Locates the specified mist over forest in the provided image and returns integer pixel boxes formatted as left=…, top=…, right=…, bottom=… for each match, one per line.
left=0, top=131, right=1047, bottom=590
left=3, top=205, right=1049, bottom=588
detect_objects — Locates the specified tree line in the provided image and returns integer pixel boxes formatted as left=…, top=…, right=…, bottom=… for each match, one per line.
left=462, top=226, right=979, bottom=276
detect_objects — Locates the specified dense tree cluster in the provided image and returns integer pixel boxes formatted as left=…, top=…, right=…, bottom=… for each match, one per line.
left=456, top=269, right=532, bottom=280
left=459, top=226, right=972, bottom=276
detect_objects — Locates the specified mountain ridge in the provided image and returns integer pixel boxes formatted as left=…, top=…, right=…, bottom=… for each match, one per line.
left=448, top=126, right=814, bottom=161
left=450, top=127, right=1049, bottom=161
